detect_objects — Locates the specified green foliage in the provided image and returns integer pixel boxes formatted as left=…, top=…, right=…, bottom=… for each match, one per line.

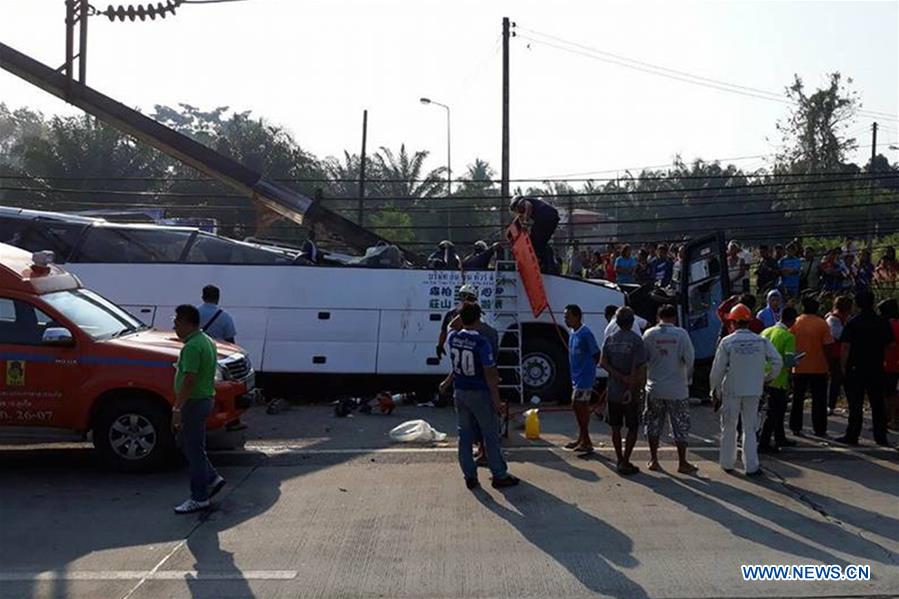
left=774, top=73, right=859, bottom=174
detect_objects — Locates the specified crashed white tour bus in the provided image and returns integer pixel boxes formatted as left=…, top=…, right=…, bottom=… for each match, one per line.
left=0, top=207, right=728, bottom=401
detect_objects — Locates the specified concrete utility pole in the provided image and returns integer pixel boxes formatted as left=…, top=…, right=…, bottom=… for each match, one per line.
left=64, top=0, right=90, bottom=89
left=358, top=109, right=368, bottom=226
left=501, top=17, right=512, bottom=227
left=868, top=122, right=878, bottom=241
left=871, top=122, right=878, bottom=167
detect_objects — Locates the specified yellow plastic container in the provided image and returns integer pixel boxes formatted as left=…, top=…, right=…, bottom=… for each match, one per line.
left=524, top=408, right=541, bottom=440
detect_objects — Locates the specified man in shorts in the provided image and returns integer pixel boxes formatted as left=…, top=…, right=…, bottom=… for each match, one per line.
left=564, top=304, right=601, bottom=453
left=642, top=304, right=698, bottom=474
left=600, top=307, right=648, bottom=475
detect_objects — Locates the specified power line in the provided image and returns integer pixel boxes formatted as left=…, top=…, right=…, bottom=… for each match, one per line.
left=518, top=26, right=899, bottom=122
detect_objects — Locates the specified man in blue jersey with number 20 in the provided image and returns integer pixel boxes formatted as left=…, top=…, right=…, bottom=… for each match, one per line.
left=440, top=303, right=520, bottom=491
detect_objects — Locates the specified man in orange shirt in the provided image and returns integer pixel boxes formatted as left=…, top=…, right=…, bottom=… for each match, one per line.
left=789, top=297, right=834, bottom=438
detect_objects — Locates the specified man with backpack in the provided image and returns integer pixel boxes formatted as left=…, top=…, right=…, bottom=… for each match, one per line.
left=198, top=285, right=236, bottom=343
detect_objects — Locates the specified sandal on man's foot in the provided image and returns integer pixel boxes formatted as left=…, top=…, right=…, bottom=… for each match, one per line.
left=617, top=462, right=639, bottom=476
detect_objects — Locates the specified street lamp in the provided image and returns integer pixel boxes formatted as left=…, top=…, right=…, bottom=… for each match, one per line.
left=420, top=97, right=452, bottom=239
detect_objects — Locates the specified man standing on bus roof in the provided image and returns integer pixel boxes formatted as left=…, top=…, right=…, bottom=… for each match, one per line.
left=439, top=303, right=520, bottom=490
left=198, top=285, right=236, bottom=344
left=510, top=195, right=560, bottom=273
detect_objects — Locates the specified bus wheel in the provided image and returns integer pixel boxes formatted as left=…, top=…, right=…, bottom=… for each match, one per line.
left=522, top=334, right=571, bottom=403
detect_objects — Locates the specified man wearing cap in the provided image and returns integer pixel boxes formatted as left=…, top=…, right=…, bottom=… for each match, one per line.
left=510, top=195, right=560, bottom=272
left=437, top=285, right=480, bottom=360
left=710, top=303, right=783, bottom=475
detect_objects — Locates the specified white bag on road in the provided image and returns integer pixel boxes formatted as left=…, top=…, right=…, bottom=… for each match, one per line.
left=389, top=419, right=448, bottom=443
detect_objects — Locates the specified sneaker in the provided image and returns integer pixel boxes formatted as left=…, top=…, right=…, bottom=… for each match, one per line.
left=745, top=469, right=765, bottom=477
left=875, top=439, right=895, bottom=448
left=173, top=499, right=210, bottom=514
left=778, top=439, right=797, bottom=447
left=758, top=444, right=779, bottom=455
left=491, top=475, right=520, bottom=488
left=208, top=475, right=226, bottom=499
left=465, top=477, right=480, bottom=490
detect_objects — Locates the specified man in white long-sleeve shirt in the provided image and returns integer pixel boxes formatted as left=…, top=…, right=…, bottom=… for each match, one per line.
left=710, top=303, right=783, bottom=476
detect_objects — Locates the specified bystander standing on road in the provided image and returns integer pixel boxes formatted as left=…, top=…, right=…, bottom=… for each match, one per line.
left=727, top=242, right=748, bottom=294
left=651, top=244, right=674, bottom=287
left=856, top=248, right=875, bottom=293
left=615, top=245, right=637, bottom=284
left=835, top=291, right=894, bottom=447
left=826, top=296, right=853, bottom=415
left=440, top=303, right=520, bottom=490
left=642, top=304, right=698, bottom=474
left=760, top=307, right=798, bottom=453
left=779, top=244, right=802, bottom=300
left=878, top=299, right=899, bottom=432
left=171, top=304, right=226, bottom=514
left=436, top=284, right=479, bottom=361
left=564, top=304, right=601, bottom=454
left=198, top=285, right=236, bottom=343
left=800, top=247, right=820, bottom=293
left=789, top=297, right=833, bottom=439
left=600, top=307, right=648, bottom=476
left=718, top=293, right=764, bottom=338
left=756, top=245, right=780, bottom=294
left=604, top=304, right=649, bottom=337
left=710, top=304, right=783, bottom=476
left=635, top=249, right=654, bottom=286
left=757, top=290, right=784, bottom=329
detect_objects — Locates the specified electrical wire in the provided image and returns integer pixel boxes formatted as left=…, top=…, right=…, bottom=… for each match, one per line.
left=518, top=26, right=898, bottom=122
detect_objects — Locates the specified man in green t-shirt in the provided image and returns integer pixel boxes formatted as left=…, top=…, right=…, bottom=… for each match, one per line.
left=172, top=304, right=225, bottom=514
left=760, top=307, right=798, bottom=453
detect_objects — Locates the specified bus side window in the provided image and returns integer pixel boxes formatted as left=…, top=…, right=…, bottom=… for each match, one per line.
left=73, top=228, right=190, bottom=263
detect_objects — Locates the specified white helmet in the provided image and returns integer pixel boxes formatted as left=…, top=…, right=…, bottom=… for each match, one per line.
left=459, top=284, right=477, bottom=299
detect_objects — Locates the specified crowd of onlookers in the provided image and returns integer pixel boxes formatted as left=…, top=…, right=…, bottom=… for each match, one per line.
left=564, top=236, right=899, bottom=297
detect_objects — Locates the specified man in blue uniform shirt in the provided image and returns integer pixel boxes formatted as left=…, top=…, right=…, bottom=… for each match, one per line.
left=440, top=303, right=520, bottom=490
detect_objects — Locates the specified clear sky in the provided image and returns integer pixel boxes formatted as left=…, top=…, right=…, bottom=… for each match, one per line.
left=2, top=0, right=897, bottom=180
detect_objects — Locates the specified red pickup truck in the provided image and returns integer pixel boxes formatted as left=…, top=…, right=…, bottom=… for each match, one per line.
left=0, top=243, right=255, bottom=471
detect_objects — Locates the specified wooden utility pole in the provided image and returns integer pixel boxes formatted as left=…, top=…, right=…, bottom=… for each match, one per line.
left=501, top=17, right=511, bottom=226
left=358, top=109, right=368, bottom=226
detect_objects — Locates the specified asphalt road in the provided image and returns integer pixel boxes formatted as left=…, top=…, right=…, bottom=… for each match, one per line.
left=1, top=404, right=897, bottom=599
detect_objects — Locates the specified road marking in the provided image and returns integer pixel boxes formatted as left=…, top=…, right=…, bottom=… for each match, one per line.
left=232, top=444, right=894, bottom=456
left=0, top=571, right=298, bottom=582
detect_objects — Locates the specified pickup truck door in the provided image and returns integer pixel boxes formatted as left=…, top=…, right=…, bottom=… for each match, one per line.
left=679, top=233, right=729, bottom=362
left=0, top=297, right=84, bottom=427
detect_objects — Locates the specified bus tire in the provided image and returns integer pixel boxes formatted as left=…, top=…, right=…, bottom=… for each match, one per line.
left=93, top=397, right=176, bottom=472
left=522, top=334, right=571, bottom=403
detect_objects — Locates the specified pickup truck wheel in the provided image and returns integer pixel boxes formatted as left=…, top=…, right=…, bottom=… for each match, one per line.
left=522, top=334, right=571, bottom=403
left=94, top=398, right=175, bottom=472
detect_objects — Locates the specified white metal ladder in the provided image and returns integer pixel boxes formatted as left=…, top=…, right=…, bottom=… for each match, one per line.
left=492, top=260, right=525, bottom=413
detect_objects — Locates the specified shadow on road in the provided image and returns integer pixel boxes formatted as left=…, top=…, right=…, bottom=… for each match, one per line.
left=475, top=481, right=648, bottom=599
